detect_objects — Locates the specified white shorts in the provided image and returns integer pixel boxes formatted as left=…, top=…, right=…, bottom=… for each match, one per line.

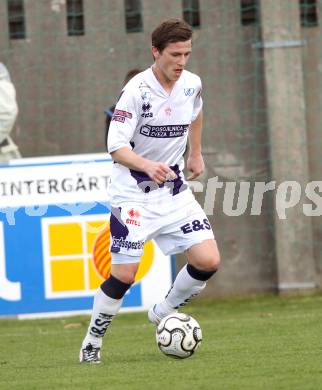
left=109, top=190, right=214, bottom=262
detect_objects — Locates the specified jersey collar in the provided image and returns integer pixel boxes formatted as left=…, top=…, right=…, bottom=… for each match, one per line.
left=145, top=66, right=184, bottom=97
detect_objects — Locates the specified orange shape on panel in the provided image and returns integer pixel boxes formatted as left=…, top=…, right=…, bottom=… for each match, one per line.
left=92, top=224, right=154, bottom=284
left=93, top=225, right=111, bottom=279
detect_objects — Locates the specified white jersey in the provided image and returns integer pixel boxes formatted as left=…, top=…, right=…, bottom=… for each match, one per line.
left=107, top=67, right=203, bottom=205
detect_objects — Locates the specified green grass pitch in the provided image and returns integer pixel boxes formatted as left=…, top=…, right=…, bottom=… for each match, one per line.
left=1, top=294, right=322, bottom=390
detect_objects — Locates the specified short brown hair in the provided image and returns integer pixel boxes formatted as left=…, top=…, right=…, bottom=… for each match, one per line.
left=151, top=18, right=193, bottom=53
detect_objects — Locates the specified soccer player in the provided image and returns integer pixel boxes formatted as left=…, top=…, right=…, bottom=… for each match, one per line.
left=80, top=18, right=220, bottom=363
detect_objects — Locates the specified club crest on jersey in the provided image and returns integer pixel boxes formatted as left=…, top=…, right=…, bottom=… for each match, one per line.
left=139, top=82, right=151, bottom=101
left=126, top=208, right=141, bottom=226
left=184, top=88, right=195, bottom=96
left=141, top=91, right=151, bottom=101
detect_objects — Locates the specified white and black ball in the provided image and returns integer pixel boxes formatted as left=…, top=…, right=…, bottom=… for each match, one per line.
left=156, top=313, right=202, bottom=359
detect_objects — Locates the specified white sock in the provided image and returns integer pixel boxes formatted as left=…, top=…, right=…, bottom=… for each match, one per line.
left=82, top=288, right=123, bottom=348
left=155, top=264, right=206, bottom=317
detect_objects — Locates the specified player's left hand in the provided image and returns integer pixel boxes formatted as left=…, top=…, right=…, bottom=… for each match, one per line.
left=186, top=153, right=205, bottom=180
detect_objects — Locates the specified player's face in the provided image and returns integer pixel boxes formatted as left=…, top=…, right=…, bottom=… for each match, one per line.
left=153, top=40, right=192, bottom=83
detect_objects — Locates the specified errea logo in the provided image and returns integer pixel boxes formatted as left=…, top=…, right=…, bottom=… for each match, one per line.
left=141, top=102, right=153, bottom=118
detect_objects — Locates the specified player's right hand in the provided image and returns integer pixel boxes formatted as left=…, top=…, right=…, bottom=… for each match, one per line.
left=144, top=161, right=177, bottom=184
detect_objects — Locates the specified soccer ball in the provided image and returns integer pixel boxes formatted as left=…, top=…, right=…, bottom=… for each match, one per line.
left=156, top=313, right=202, bottom=359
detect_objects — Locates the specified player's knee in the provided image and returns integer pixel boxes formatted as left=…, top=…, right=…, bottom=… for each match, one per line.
left=186, top=262, right=217, bottom=282
left=209, top=243, right=221, bottom=270
left=114, top=270, right=136, bottom=285
left=199, top=255, right=220, bottom=273
left=110, top=254, right=140, bottom=284
left=208, top=251, right=221, bottom=271
left=100, top=274, right=133, bottom=299
left=192, top=248, right=220, bottom=273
